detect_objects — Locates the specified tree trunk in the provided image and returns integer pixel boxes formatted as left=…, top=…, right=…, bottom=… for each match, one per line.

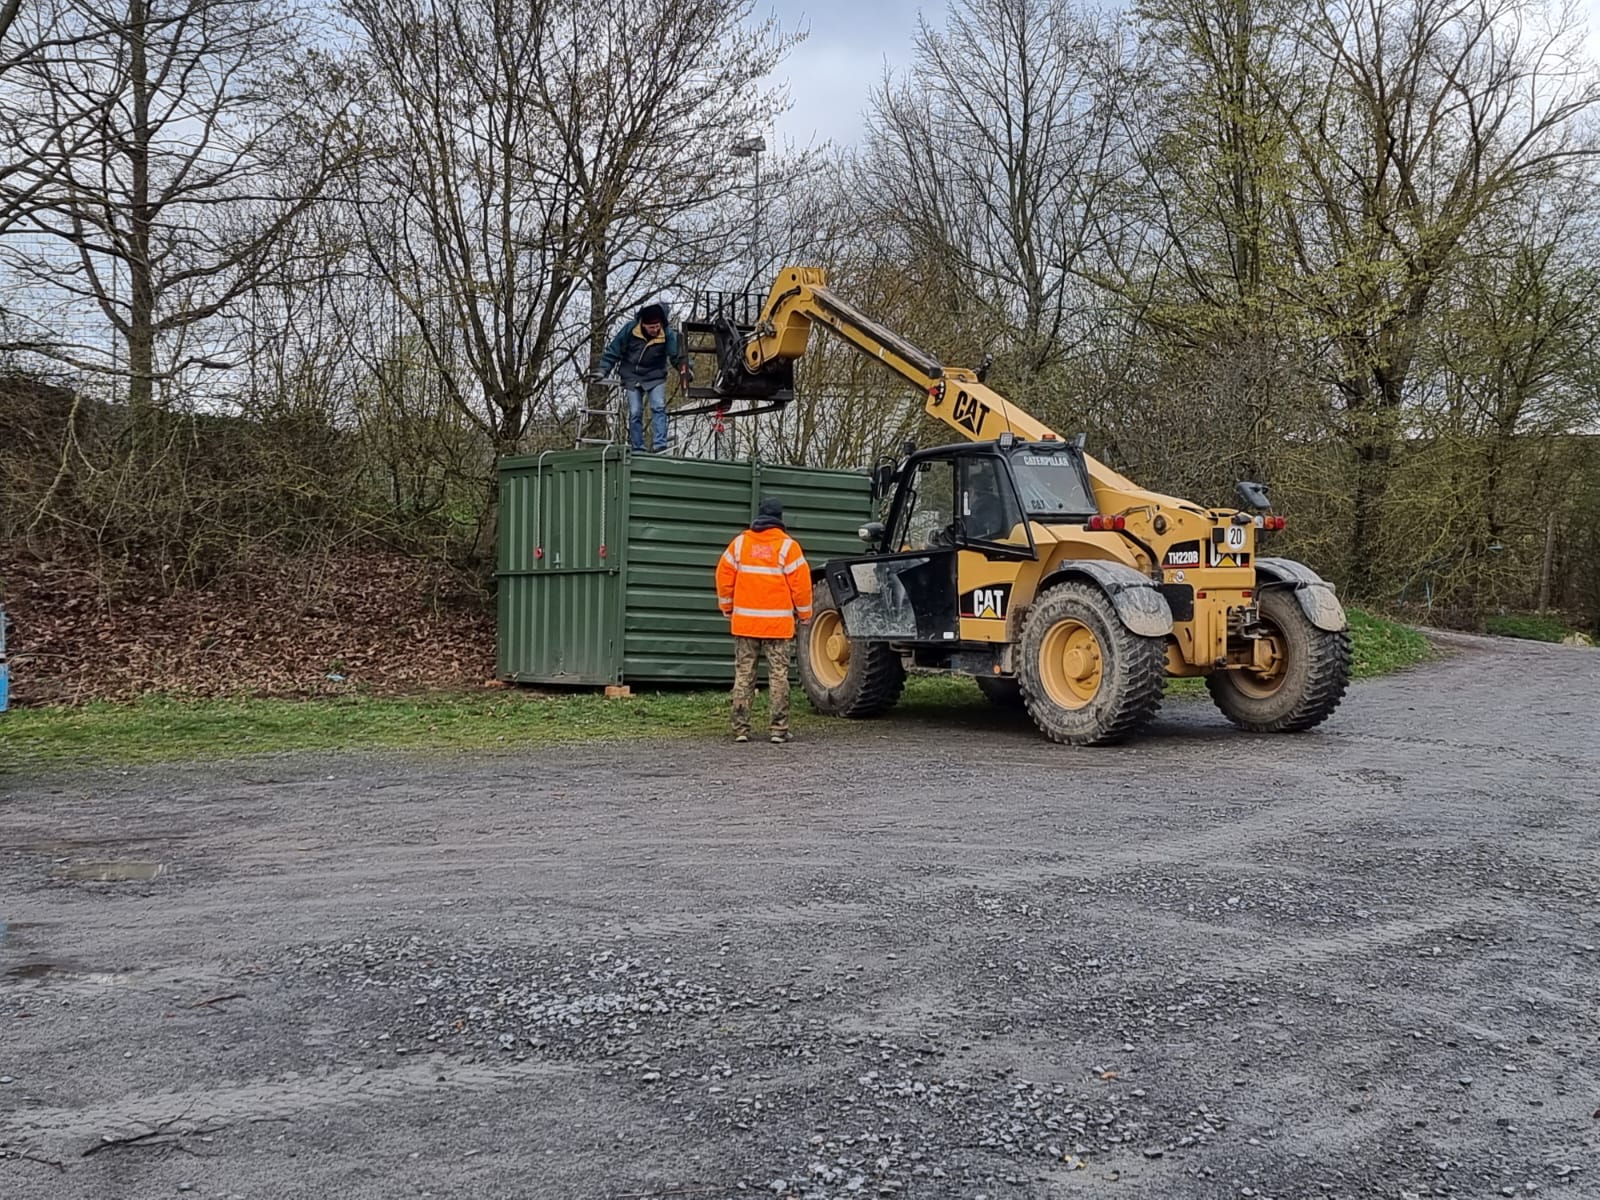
left=1348, top=438, right=1391, bottom=598
left=580, top=253, right=612, bottom=444
left=126, top=0, right=156, bottom=416
left=471, top=408, right=525, bottom=569
left=1538, top=509, right=1557, bottom=612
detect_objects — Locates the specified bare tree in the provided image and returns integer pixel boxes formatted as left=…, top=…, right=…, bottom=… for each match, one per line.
left=1110, top=0, right=1600, bottom=595
left=0, top=0, right=122, bottom=279
left=1268, top=0, right=1600, bottom=592
left=1113, top=0, right=1309, bottom=319
left=1391, top=177, right=1600, bottom=611
left=858, top=0, right=1131, bottom=399
left=336, top=0, right=796, bottom=464
left=1, top=0, right=353, bottom=412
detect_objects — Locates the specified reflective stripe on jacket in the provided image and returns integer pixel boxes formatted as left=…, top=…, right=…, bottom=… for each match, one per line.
left=715, top=527, right=815, bottom=639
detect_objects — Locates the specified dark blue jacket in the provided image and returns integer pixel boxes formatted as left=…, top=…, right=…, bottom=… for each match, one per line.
left=600, top=319, right=685, bottom=387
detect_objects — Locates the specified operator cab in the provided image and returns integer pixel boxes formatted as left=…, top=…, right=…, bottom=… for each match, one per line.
left=1003, top=436, right=1098, bottom=525
left=825, top=437, right=1096, bottom=646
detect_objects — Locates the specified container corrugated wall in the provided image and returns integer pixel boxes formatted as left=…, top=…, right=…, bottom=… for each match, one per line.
left=497, top=448, right=626, bottom=685
left=622, top=456, right=754, bottom=682
left=497, top=449, right=872, bottom=686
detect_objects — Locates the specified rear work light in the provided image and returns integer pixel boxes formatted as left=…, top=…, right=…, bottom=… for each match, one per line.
left=1260, top=515, right=1287, bottom=531
left=1087, top=515, right=1126, bottom=531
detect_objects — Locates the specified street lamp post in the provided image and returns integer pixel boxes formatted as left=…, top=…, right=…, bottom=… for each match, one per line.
left=730, top=134, right=766, bottom=292
left=728, top=133, right=768, bottom=461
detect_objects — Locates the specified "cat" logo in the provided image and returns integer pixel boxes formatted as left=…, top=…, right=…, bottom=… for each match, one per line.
left=964, top=586, right=1008, bottom=619
left=952, top=390, right=990, bottom=436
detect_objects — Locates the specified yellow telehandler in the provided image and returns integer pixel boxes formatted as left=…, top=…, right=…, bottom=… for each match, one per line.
left=696, top=267, right=1350, bottom=745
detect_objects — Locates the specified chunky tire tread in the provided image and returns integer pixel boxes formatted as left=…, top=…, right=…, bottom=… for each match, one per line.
left=1207, top=588, right=1352, bottom=733
left=799, top=580, right=906, bottom=719
left=1018, top=582, right=1166, bottom=746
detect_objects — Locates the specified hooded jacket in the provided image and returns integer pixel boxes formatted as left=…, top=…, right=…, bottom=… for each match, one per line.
left=715, top=525, right=814, bottom=639
left=600, top=316, right=686, bottom=387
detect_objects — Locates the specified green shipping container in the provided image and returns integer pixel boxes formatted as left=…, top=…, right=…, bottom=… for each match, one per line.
left=497, top=448, right=875, bottom=686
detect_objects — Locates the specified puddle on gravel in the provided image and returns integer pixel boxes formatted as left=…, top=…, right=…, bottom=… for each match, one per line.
left=54, top=861, right=165, bottom=882
left=3, top=961, right=145, bottom=988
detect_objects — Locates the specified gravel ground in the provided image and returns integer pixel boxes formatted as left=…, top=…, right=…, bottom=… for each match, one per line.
left=2, top=632, right=1598, bottom=1200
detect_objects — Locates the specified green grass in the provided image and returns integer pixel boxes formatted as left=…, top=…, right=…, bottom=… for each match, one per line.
left=0, top=680, right=999, bottom=774
left=0, top=689, right=740, bottom=773
left=1483, top=612, right=1571, bottom=644
left=1, top=609, right=1430, bottom=773
left=1347, top=608, right=1433, bottom=676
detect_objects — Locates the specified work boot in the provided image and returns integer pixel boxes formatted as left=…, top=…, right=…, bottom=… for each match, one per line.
left=769, top=730, right=791, bottom=744
left=734, top=732, right=750, bottom=744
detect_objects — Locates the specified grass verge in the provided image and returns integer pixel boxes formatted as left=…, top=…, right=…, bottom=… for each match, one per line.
left=2, top=609, right=1430, bottom=773
left=1483, top=612, right=1571, bottom=644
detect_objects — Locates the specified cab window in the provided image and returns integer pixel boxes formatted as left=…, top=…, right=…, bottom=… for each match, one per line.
left=893, top=458, right=956, bottom=550
left=958, top=455, right=1029, bottom=549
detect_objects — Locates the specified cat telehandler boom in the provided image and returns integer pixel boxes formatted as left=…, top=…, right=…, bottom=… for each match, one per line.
left=700, top=267, right=1351, bottom=745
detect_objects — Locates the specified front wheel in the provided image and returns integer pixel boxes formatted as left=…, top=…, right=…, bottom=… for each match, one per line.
left=1207, top=587, right=1351, bottom=732
left=798, top=579, right=906, bottom=718
left=1018, top=582, right=1166, bottom=746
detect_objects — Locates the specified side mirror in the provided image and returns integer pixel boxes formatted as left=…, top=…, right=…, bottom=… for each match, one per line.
left=870, top=463, right=896, bottom=500
left=858, top=521, right=886, bottom=545
left=1235, top=480, right=1272, bottom=511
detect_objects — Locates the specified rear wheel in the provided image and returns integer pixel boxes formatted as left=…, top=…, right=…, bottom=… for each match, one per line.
left=1207, top=587, right=1350, bottom=732
left=798, top=579, right=906, bottom=718
left=1018, top=582, right=1165, bottom=745
left=975, top=676, right=1025, bottom=708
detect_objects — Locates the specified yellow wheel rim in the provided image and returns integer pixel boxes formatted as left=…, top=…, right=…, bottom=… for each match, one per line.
left=1233, top=629, right=1288, bottom=698
left=1038, top=617, right=1104, bottom=710
left=810, top=610, right=850, bottom=689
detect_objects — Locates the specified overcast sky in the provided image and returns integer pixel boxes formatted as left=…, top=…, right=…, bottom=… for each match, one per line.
left=767, top=0, right=926, bottom=149
left=764, top=0, right=1600, bottom=150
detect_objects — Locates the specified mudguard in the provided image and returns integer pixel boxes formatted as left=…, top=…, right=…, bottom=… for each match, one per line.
left=1041, top=561, right=1174, bottom=638
left=1255, top=557, right=1348, bottom=632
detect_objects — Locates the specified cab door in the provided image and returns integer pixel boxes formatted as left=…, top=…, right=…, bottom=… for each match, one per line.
left=826, top=455, right=960, bottom=642
left=952, top=452, right=1035, bottom=640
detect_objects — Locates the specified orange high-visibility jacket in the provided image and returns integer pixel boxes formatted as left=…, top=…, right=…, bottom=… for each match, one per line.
left=715, top=527, right=815, bottom=639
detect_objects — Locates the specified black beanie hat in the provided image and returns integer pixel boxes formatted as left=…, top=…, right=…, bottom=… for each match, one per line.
left=639, top=303, right=665, bottom=325
left=758, top=497, right=783, bottom=519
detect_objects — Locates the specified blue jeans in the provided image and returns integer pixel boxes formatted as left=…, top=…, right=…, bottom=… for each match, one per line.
left=626, top=381, right=668, bottom=451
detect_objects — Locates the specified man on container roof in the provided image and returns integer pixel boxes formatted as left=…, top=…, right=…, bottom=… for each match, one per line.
left=596, top=302, right=687, bottom=454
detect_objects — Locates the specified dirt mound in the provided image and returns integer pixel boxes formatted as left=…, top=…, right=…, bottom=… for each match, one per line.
left=0, top=550, right=495, bottom=705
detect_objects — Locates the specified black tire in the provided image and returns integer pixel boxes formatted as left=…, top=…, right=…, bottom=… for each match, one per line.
left=1017, top=582, right=1166, bottom=746
left=798, top=579, right=906, bottom=718
left=1207, top=587, right=1351, bottom=732
left=975, top=676, right=1025, bottom=708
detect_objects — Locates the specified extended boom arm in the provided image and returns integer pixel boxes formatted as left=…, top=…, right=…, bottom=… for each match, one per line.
left=739, top=268, right=1059, bottom=445
left=728, top=266, right=1172, bottom=504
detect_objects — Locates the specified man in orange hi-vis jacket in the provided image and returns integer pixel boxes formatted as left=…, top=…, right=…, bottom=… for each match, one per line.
left=715, top=497, right=815, bottom=743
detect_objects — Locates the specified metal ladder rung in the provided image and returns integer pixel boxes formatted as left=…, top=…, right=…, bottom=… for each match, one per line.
left=575, top=397, right=622, bottom=448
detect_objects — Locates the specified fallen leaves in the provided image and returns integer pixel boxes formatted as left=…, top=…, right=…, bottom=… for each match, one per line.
left=2, top=549, right=496, bottom=705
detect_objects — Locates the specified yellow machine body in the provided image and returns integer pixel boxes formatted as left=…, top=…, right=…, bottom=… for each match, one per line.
left=741, top=267, right=1279, bottom=680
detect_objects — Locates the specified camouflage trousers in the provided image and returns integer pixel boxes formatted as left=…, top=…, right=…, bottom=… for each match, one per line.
left=731, top=636, right=792, bottom=735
